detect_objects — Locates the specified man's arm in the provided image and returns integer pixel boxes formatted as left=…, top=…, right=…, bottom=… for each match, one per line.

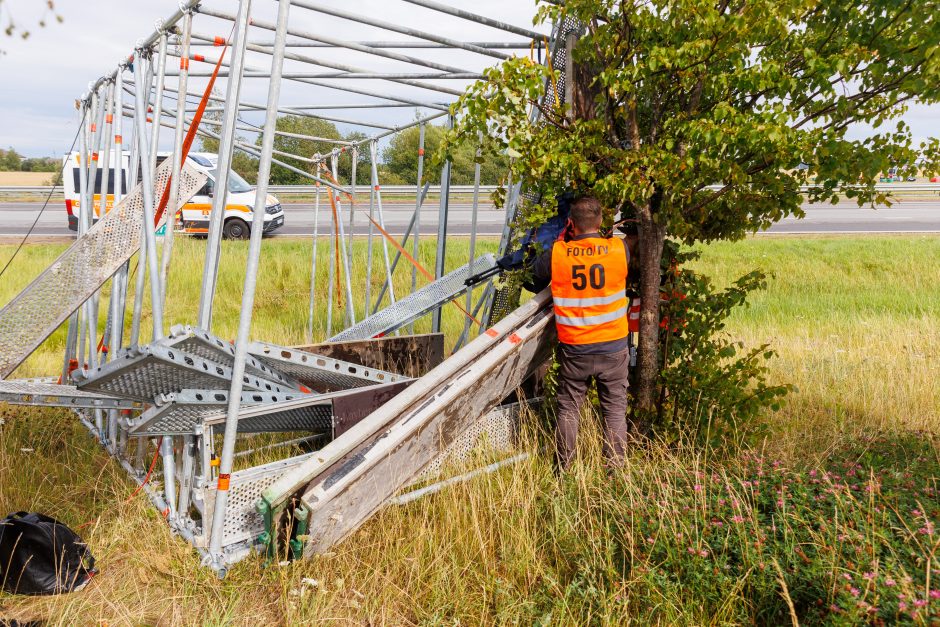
left=529, top=247, right=552, bottom=292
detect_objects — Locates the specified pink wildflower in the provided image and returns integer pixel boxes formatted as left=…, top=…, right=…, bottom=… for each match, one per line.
left=694, top=484, right=703, bottom=492
left=899, top=602, right=908, bottom=611
left=885, top=579, right=896, bottom=587
left=699, top=549, right=708, bottom=557
left=850, top=587, right=860, bottom=598
left=914, top=599, right=927, bottom=609
left=929, top=590, right=940, bottom=600
left=862, top=572, right=875, bottom=581
left=731, top=515, right=744, bottom=524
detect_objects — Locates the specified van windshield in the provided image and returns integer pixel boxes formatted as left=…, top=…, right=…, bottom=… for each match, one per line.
left=210, top=169, right=253, bottom=194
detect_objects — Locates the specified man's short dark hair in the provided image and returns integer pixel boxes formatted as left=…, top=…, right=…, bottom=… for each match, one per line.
left=570, top=196, right=602, bottom=231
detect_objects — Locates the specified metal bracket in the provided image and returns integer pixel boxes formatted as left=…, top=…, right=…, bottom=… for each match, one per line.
left=248, top=341, right=408, bottom=393
left=0, top=380, right=143, bottom=411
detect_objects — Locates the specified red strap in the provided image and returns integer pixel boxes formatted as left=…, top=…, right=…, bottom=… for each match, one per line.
left=153, top=36, right=230, bottom=227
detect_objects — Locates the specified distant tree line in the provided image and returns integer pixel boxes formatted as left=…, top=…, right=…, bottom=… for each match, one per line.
left=198, top=114, right=509, bottom=187
left=0, top=147, right=59, bottom=172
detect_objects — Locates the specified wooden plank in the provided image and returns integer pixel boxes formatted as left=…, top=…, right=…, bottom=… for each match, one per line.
left=299, top=300, right=555, bottom=554
left=294, top=333, right=444, bottom=379
left=259, top=290, right=552, bottom=515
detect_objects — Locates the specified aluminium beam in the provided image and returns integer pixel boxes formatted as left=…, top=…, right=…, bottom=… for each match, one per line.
left=288, top=0, right=511, bottom=60
left=401, top=0, right=547, bottom=40
left=171, top=71, right=483, bottom=80
left=190, top=14, right=476, bottom=75
left=207, top=0, right=292, bottom=567
left=0, top=380, right=143, bottom=411
left=185, top=40, right=534, bottom=49
left=193, top=9, right=467, bottom=97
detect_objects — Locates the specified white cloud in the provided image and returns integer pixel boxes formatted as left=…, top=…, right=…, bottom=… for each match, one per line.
left=1, top=0, right=936, bottom=157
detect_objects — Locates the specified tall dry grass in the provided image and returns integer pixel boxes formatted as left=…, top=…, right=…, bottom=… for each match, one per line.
left=0, top=234, right=938, bottom=624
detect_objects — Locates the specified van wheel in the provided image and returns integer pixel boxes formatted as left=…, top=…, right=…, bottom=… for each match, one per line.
left=223, top=218, right=249, bottom=240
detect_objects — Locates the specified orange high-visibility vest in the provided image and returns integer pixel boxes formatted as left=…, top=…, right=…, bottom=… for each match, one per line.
left=550, top=236, right=629, bottom=345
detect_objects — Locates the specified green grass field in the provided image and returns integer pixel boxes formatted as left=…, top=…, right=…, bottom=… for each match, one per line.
left=1, top=235, right=938, bottom=624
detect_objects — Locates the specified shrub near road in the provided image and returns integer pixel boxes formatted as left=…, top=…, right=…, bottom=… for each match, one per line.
left=0, top=235, right=937, bottom=624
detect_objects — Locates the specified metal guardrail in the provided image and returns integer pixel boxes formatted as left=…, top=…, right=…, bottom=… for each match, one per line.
left=1, top=183, right=938, bottom=196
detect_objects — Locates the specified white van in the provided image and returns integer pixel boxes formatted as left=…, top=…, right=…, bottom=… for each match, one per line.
left=63, top=150, right=285, bottom=238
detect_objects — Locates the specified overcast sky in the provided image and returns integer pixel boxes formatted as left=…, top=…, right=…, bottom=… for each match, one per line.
left=0, top=1, right=935, bottom=158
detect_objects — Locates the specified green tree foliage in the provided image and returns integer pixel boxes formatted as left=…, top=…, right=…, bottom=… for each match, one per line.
left=260, top=115, right=345, bottom=185
left=19, top=156, right=58, bottom=172
left=445, top=0, right=940, bottom=421
left=0, top=147, right=22, bottom=171
left=383, top=123, right=509, bottom=185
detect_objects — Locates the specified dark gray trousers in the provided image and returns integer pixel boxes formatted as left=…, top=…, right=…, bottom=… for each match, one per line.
left=555, top=346, right=630, bottom=469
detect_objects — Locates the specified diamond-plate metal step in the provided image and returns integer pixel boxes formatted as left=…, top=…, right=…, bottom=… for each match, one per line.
left=0, top=159, right=205, bottom=378
left=0, top=380, right=144, bottom=410
left=74, top=343, right=293, bottom=402
left=161, top=325, right=301, bottom=391
left=248, top=342, right=409, bottom=393
left=129, top=389, right=319, bottom=435
left=328, top=254, right=497, bottom=342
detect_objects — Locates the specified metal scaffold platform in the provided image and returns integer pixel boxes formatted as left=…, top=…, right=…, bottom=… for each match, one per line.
left=0, top=0, right=573, bottom=573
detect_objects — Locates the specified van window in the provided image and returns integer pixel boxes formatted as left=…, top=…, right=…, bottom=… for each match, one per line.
left=72, top=168, right=128, bottom=195
left=212, top=169, right=253, bottom=194
left=196, top=178, right=215, bottom=197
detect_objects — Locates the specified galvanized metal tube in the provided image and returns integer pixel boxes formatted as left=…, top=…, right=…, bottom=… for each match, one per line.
left=196, top=0, right=252, bottom=331
left=431, top=115, right=454, bottom=333
left=160, top=11, right=192, bottom=312
left=86, top=90, right=108, bottom=374
left=129, top=56, right=153, bottom=348
left=193, top=9, right=469, bottom=95
left=75, top=102, right=91, bottom=366
left=194, top=11, right=474, bottom=74
left=325, top=168, right=335, bottom=336
left=364, top=155, right=375, bottom=314
left=411, top=124, right=426, bottom=322
left=132, top=52, right=166, bottom=341
left=307, top=181, right=321, bottom=343
left=347, top=146, right=357, bottom=281
left=462, top=140, right=482, bottom=342
left=288, top=0, right=510, bottom=60
left=187, top=39, right=532, bottom=49
left=331, top=155, right=356, bottom=327
left=369, top=141, right=395, bottom=311
left=401, top=0, right=545, bottom=39
left=166, top=11, right=194, bottom=514
left=207, top=0, right=291, bottom=565
left=149, top=32, right=169, bottom=181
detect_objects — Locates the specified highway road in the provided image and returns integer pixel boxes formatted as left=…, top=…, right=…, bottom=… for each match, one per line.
left=0, top=199, right=938, bottom=239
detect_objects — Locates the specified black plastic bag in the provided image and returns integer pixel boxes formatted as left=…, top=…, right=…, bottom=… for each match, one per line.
left=0, top=512, right=96, bottom=595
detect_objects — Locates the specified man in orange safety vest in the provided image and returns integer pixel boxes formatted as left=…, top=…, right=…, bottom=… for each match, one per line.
left=532, top=196, right=631, bottom=472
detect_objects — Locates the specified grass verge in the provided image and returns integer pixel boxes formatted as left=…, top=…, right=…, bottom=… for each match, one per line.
left=0, top=235, right=938, bottom=624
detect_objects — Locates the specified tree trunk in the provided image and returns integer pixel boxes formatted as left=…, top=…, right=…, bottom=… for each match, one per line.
left=635, top=207, right=666, bottom=414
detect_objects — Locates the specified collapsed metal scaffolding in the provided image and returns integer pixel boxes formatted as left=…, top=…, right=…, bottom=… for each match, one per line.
left=0, top=0, right=579, bottom=573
